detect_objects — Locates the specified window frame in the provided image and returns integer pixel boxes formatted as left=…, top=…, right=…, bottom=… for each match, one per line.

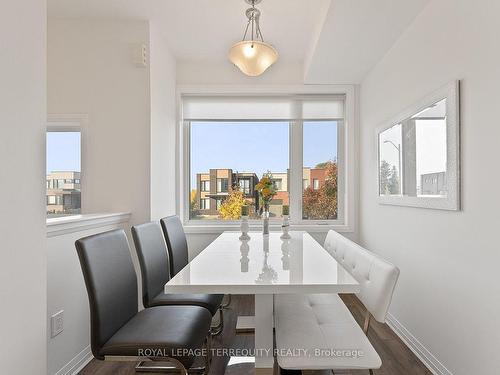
left=177, top=85, right=357, bottom=233
left=46, top=114, right=86, bottom=220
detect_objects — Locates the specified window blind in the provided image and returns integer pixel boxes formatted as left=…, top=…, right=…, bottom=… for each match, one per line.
left=182, top=95, right=345, bottom=121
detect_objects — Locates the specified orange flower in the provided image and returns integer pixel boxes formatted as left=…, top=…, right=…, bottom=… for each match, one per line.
left=262, top=187, right=271, bottom=196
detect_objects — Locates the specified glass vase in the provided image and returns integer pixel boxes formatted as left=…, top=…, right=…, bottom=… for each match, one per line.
left=262, top=205, right=270, bottom=235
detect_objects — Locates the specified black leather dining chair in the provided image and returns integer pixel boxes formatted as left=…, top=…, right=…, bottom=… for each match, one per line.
left=75, top=229, right=212, bottom=374
left=132, top=222, right=224, bottom=335
left=160, top=215, right=231, bottom=309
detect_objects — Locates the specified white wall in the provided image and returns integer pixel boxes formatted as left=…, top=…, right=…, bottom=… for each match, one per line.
left=177, top=60, right=304, bottom=85
left=48, top=19, right=151, bottom=227
left=150, top=24, right=177, bottom=220
left=0, top=1, right=47, bottom=374
left=359, top=1, right=500, bottom=374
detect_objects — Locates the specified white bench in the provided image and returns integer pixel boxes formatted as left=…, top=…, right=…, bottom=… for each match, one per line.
left=274, top=230, right=400, bottom=374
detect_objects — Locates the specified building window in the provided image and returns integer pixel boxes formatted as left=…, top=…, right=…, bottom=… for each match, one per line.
left=184, top=94, right=347, bottom=225
left=272, top=179, right=282, bottom=191
left=239, top=179, right=251, bottom=194
left=46, top=129, right=81, bottom=218
left=217, top=178, right=229, bottom=193
left=200, top=198, right=210, bottom=210
left=200, top=180, right=210, bottom=192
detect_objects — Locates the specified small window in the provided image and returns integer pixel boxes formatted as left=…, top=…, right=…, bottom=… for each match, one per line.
left=239, top=179, right=251, bottom=195
left=313, top=179, right=320, bottom=190
left=272, top=179, right=282, bottom=191
left=200, top=198, right=211, bottom=210
left=200, top=180, right=210, bottom=192
left=217, top=178, right=229, bottom=193
left=46, top=129, right=81, bottom=218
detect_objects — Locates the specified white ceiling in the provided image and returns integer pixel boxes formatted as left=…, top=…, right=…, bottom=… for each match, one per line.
left=305, top=0, right=430, bottom=83
left=48, top=0, right=330, bottom=63
left=48, top=0, right=430, bottom=83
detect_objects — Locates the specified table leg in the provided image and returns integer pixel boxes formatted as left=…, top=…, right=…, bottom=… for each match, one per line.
left=254, top=294, right=274, bottom=374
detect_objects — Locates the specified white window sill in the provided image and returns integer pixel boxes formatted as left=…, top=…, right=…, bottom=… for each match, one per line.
left=46, top=212, right=131, bottom=238
left=183, top=222, right=353, bottom=234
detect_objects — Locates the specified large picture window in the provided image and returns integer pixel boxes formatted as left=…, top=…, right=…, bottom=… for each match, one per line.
left=182, top=93, right=349, bottom=226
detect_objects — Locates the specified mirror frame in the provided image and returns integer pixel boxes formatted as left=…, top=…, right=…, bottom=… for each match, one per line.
left=376, top=80, right=460, bottom=210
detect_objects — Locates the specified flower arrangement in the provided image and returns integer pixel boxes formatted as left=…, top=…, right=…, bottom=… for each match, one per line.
left=255, top=172, right=277, bottom=210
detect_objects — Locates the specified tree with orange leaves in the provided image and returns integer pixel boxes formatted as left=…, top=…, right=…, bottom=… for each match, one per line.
left=303, top=161, right=338, bottom=220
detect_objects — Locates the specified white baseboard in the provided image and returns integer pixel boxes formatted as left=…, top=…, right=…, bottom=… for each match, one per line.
left=386, top=313, right=453, bottom=375
left=54, top=345, right=93, bottom=375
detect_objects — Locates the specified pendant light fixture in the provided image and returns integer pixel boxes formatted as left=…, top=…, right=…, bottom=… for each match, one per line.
left=229, top=0, right=278, bottom=76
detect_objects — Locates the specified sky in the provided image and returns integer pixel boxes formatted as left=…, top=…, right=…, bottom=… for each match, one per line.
left=190, top=121, right=338, bottom=188
left=46, top=132, right=81, bottom=174
left=45, top=124, right=339, bottom=186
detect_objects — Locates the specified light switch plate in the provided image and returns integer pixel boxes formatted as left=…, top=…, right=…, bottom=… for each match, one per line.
left=51, top=310, right=64, bottom=338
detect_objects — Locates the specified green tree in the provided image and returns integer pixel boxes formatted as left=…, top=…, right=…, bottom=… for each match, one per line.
left=315, top=161, right=330, bottom=169
left=388, top=165, right=400, bottom=194
left=379, top=160, right=392, bottom=194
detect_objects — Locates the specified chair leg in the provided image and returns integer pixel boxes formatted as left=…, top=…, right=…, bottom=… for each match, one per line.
left=220, top=294, right=231, bottom=308
left=369, top=370, right=374, bottom=375
left=210, top=307, right=224, bottom=336
left=205, top=333, right=212, bottom=371
left=135, top=357, right=189, bottom=374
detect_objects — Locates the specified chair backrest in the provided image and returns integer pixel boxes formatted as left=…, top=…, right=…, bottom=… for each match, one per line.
left=324, top=230, right=400, bottom=323
left=75, top=229, right=138, bottom=359
left=131, top=222, right=171, bottom=308
left=160, top=216, right=189, bottom=277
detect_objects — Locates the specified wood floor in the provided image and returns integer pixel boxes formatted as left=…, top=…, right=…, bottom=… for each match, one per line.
left=79, top=295, right=432, bottom=375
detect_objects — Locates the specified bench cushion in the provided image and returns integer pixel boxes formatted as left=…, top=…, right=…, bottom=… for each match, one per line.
left=274, top=294, right=382, bottom=371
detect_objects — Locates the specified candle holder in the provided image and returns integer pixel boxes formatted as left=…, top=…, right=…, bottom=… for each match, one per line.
left=239, top=214, right=250, bottom=240
left=280, top=214, right=291, bottom=239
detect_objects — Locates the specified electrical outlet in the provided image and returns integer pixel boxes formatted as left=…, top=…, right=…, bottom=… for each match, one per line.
left=51, top=310, right=64, bottom=338
left=132, top=43, right=148, bottom=67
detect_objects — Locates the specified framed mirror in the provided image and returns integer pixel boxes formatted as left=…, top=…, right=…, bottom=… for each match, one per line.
left=377, top=81, right=460, bottom=210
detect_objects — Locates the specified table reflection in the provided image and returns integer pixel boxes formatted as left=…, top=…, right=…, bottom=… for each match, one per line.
left=281, top=239, right=290, bottom=270
left=240, top=240, right=250, bottom=272
left=255, top=235, right=277, bottom=284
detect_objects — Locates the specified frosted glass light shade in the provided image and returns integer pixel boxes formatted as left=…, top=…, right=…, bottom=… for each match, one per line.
left=229, top=41, right=278, bottom=76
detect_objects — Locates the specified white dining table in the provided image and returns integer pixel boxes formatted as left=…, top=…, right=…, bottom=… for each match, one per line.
left=165, top=231, right=360, bottom=374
